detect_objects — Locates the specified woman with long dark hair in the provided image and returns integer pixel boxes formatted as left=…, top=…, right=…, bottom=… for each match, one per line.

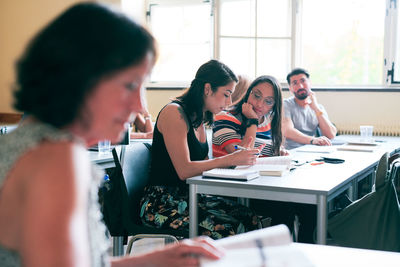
left=213, top=75, right=288, bottom=157
left=140, top=60, right=261, bottom=239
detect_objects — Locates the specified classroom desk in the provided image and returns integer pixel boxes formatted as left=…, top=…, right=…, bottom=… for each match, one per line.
left=187, top=135, right=400, bottom=244
left=202, top=242, right=400, bottom=267
left=89, top=150, right=114, bottom=169
left=89, top=138, right=152, bottom=169
left=295, top=243, right=400, bottom=267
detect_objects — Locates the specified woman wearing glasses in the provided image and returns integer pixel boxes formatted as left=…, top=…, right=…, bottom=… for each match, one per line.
left=213, top=75, right=288, bottom=157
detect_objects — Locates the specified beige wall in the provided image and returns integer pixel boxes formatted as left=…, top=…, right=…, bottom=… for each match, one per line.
left=1, top=0, right=399, bottom=135
left=0, top=0, right=82, bottom=113
left=147, top=89, right=400, bottom=135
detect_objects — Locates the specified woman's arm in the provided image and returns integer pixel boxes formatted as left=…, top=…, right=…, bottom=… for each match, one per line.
left=224, top=103, right=258, bottom=153
left=130, top=131, right=153, bottom=139
left=19, top=142, right=91, bottom=267
left=158, top=104, right=259, bottom=180
left=133, top=111, right=153, bottom=133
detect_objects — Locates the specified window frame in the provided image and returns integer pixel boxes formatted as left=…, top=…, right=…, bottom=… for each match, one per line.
left=144, top=0, right=400, bottom=89
left=146, top=0, right=213, bottom=88
left=383, top=0, right=400, bottom=86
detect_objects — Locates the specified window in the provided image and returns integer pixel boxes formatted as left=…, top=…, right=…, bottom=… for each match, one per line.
left=146, top=0, right=212, bottom=86
left=142, top=0, right=400, bottom=87
left=218, top=0, right=293, bottom=81
left=301, top=0, right=385, bottom=86
left=384, top=0, right=400, bottom=85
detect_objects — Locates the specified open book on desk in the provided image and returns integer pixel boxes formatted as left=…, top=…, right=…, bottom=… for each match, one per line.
left=201, top=225, right=314, bottom=267
left=235, top=156, right=292, bottom=177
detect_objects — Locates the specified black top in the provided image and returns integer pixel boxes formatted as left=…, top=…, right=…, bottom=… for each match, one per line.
left=148, top=101, right=209, bottom=189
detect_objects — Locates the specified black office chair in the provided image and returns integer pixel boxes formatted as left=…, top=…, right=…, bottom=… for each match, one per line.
left=101, top=143, right=188, bottom=256
left=389, top=153, right=400, bottom=200
left=328, top=152, right=400, bottom=252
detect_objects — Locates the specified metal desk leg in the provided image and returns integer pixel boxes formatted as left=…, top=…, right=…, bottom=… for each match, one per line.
left=189, top=184, right=198, bottom=238
left=316, top=195, right=327, bottom=244
left=113, top=236, right=124, bottom=256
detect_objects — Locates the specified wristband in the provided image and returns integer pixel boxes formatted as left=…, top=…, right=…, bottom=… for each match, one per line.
left=245, top=118, right=258, bottom=128
left=316, top=111, right=323, bottom=117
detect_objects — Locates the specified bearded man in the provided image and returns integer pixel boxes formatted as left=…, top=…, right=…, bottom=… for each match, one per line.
left=283, top=68, right=337, bottom=149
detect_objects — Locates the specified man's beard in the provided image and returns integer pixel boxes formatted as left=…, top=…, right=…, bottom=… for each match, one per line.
left=294, top=89, right=309, bottom=100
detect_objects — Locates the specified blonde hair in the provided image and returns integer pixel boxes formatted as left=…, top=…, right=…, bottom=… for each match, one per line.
left=231, top=74, right=251, bottom=104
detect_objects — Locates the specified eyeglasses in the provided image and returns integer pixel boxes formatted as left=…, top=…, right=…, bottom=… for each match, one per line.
left=250, top=90, right=275, bottom=107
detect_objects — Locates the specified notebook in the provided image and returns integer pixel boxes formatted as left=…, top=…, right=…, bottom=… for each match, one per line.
left=202, top=168, right=260, bottom=181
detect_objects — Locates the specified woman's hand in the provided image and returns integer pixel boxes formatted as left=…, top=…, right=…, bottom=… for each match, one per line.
left=228, top=148, right=259, bottom=166
left=280, top=147, right=290, bottom=156
left=241, top=103, right=258, bottom=119
left=117, top=237, right=224, bottom=267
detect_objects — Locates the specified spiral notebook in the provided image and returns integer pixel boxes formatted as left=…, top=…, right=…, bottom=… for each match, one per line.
left=202, top=168, right=260, bottom=181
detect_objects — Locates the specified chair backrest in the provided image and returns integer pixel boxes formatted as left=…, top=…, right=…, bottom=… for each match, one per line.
left=114, top=142, right=152, bottom=225
left=106, top=142, right=188, bottom=238
left=389, top=154, right=400, bottom=200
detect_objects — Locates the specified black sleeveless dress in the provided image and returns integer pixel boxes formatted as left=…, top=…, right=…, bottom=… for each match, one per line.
left=140, top=101, right=259, bottom=239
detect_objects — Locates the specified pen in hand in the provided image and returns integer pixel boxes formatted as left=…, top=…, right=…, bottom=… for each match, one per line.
left=234, top=145, right=261, bottom=157
left=234, top=145, right=248, bottom=151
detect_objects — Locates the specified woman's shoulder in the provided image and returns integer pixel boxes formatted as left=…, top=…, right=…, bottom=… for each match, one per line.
left=159, top=102, right=189, bottom=123
left=161, top=102, right=184, bottom=113
left=16, top=140, right=90, bottom=187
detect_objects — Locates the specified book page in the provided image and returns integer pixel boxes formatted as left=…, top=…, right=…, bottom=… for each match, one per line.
left=201, top=225, right=314, bottom=267
left=256, top=156, right=292, bottom=166
left=235, top=156, right=292, bottom=176
left=236, top=156, right=292, bottom=170
left=215, top=224, right=291, bottom=250
left=201, top=245, right=314, bottom=267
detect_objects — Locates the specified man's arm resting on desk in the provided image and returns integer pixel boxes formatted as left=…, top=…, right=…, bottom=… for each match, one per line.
left=314, top=109, right=337, bottom=139
left=282, top=117, right=331, bottom=146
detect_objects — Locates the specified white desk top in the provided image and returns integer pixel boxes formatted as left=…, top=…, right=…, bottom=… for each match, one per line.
left=188, top=136, right=400, bottom=202
left=296, top=243, right=400, bottom=267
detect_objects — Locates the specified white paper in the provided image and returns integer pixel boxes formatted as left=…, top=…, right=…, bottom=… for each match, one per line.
left=295, top=145, right=336, bottom=154
left=201, top=225, right=314, bottom=267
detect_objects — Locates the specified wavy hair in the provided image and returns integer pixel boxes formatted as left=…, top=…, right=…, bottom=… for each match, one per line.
left=230, top=75, right=283, bottom=155
left=176, top=60, right=237, bottom=128
left=14, top=3, right=157, bottom=128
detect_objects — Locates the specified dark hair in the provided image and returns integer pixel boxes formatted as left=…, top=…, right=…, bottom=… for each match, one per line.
left=230, top=75, right=283, bottom=155
left=176, top=60, right=237, bottom=128
left=14, top=3, right=157, bottom=128
left=286, top=68, right=310, bottom=85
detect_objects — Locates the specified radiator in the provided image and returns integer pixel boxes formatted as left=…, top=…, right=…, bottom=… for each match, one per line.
left=336, top=124, right=400, bottom=137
